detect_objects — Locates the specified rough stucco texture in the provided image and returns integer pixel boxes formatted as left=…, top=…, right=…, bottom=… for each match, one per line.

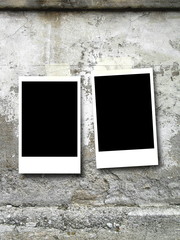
left=0, top=11, right=179, bottom=239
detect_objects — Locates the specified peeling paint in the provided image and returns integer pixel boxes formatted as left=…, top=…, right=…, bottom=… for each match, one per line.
left=0, top=71, right=18, bottom=123
left=158, top=114, right=179, bottom=168
left=0, top=11, right=179, bottom=211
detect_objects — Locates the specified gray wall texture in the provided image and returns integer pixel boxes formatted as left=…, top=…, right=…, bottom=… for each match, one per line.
left=0, top=0, right=180, bottom=10
left=0, top=2, right=180, bottom=239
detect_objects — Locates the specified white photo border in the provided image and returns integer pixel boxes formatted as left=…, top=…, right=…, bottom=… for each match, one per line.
left=19, top=76, right=81, bottom=174
left=92, top=68, right=159, bottom=169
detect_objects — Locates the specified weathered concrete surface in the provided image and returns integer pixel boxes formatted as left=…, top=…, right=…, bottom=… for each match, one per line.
left=0, top=0, right=180, bottom=10
left=0, top=10, right=179, bottom=239
left=0, top=206, right=180, bottom=240
left=0, top=11, right=179, bottom=207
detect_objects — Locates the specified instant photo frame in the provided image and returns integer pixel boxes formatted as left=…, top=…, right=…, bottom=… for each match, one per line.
left=92, top=68, right=158, bottom=169
left=19, top=76, right=81, bottom=174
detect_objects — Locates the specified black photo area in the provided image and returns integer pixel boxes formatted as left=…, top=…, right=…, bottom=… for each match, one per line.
left=22, top=81, right=77, bottom=157
left=95, top=74, right=154, bottom=152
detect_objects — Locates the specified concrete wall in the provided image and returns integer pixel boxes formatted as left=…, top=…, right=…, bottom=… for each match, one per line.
left=0, top=0, right=180, bottom=10
left=0, top=8, right=179, bottom=240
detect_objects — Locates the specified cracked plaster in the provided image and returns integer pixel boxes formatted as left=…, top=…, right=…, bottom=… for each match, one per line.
left=0, top=10, right=179, bottom=239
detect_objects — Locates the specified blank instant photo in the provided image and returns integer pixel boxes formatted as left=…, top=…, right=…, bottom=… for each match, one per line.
left=92, top=69, right=158, bottom=168
left=19, top=76, right=81, bottom=174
